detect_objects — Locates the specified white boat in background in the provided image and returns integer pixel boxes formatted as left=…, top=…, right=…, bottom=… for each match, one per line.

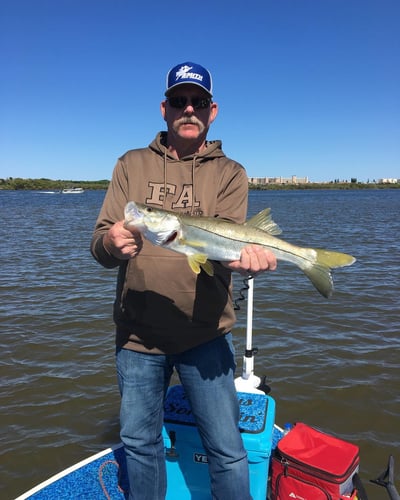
left=62, top=187, right=85, bottom=194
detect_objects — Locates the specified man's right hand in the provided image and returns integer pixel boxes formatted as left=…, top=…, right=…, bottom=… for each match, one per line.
left=103, top=220, right=143, bottom=260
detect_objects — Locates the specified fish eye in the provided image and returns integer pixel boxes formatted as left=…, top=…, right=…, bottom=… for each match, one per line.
left=145, top=207, right=152, bottom=213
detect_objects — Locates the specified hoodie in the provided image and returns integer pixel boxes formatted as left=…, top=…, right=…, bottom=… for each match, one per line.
left=91, top=132, right=249, bottom=354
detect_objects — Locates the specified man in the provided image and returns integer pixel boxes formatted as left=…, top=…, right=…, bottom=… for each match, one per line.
left=91, top=62, right=277, bottom=500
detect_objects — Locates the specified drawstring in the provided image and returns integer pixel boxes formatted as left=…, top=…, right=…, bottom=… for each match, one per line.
left=191, top=156, right=196, bottom=215
left=163, top=149, right=167, bottom=209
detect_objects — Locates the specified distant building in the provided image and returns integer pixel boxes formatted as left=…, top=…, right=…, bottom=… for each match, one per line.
left=379, top=178, right=399, bottom=184
left=248, top=175, right=309, bottom=185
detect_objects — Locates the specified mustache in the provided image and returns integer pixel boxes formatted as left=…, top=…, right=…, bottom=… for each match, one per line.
left=175, top=116, right=203, bottom=127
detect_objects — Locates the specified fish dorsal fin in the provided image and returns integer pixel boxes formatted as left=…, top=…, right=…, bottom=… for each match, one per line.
left=244, top=208, right=282, bottom=235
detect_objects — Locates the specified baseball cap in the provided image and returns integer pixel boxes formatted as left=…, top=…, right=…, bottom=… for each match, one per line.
left=165, top=62, right=213, bottom=97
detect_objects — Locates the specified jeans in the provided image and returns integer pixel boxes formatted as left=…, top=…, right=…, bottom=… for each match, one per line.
left=116, top=334, right=251, bottom=500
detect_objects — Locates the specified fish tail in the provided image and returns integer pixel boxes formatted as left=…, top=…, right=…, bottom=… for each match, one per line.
left=301, top=263, right=334, bottom=298
left=300, top=249, right=356, bottom=298
left=314, top=249, right=356, bottom=269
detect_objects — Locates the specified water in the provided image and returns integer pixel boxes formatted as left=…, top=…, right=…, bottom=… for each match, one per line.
left=1, top=189, right=399, bottom=499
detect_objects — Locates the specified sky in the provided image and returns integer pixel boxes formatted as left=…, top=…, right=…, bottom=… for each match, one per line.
left=1, top=0, right=399, bottom=183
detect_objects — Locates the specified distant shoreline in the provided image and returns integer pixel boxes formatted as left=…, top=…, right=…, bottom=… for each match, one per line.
left=0, top=179, right=110, bottom=191
left=248, top=182, right=400, bottom=190
left=1, top=178, right=399, bottom=191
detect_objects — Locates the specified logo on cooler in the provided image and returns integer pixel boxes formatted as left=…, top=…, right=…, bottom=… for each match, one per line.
left=193, top=452, right=208, bottom=463
left=289, top=493, right=306, bottom=500
left=175, top=65, right=203, bottom=83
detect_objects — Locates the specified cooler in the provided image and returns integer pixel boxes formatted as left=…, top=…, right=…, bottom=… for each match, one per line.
left=163, top=384, right=276, bottom=500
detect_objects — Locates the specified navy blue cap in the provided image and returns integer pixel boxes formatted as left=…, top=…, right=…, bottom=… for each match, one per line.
left=165, top=62, right=213, bottom=97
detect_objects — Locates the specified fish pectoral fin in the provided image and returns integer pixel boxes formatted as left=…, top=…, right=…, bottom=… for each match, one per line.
left=244, top=208, right=282, bottom=235
left=187, top=253, right=213, bottom=275
left=179, top=237, right=206, bottom=249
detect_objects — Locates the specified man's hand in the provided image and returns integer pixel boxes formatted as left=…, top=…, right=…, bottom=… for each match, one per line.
left=103, top=220, right=143, bottom=260
left=226, top=245, right=277, bottom=276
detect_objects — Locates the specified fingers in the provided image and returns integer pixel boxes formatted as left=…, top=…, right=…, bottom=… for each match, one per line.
left=103, top=221, right=143, bottom=260
left=241, top=245, right=277, bottom=274
left=227, top=245, right=277, bottom=276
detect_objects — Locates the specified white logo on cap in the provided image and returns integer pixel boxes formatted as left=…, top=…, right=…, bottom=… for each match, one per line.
left=175, top=65, right=203, bottom=83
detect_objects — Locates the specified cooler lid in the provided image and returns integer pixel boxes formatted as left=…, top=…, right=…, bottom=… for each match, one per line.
left=164, top=385, right=274, bottom=434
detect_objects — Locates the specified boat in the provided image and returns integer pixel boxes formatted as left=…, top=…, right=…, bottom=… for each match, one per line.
left=15, top=391, right=279, bottom=500
left=15, top=278, right=399, bottom=500
left=61, top=187, right=85, bottom=194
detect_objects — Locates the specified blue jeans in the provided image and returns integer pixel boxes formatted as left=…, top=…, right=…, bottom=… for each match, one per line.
left=116, top=334, right=251, bottom=500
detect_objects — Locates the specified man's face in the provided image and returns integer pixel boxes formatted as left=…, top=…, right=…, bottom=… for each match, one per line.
left=161, top=84, right=218, bottom=141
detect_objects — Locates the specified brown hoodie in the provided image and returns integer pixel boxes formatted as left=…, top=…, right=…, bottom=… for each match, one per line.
left=91, top=132, right=248, bottom=354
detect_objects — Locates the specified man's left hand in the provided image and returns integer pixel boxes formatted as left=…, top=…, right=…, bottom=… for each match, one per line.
left=226, top=245, right=277, bottom=276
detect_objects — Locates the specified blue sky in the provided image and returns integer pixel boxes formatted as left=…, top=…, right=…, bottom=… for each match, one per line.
left=1, top=0, right=399, bottom=183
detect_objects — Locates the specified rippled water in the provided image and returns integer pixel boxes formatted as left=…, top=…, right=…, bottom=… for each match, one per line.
left=1, top=189, right=399, bottom=499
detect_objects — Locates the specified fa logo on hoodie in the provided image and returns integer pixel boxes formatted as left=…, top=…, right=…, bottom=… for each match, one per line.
left=146, top=182, right=200, bottom=211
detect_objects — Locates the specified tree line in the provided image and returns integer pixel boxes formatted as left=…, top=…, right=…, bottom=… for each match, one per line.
left=0, top=178, right=110, bottom=190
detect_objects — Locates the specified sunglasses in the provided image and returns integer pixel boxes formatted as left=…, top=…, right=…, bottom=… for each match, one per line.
left=167, top=96, right=212, bottom=110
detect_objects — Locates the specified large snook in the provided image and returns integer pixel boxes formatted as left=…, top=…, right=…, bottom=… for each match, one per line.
left=124, top=201, right=356, bottom=298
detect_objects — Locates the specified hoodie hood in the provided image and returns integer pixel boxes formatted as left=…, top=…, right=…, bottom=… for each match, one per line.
left=148, top=132, right=226, bottom=213
left=149, top=131, right=225, bottom=161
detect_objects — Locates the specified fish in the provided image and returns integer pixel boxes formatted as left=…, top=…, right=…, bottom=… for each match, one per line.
left=124, top=201, right=356, bottom=298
